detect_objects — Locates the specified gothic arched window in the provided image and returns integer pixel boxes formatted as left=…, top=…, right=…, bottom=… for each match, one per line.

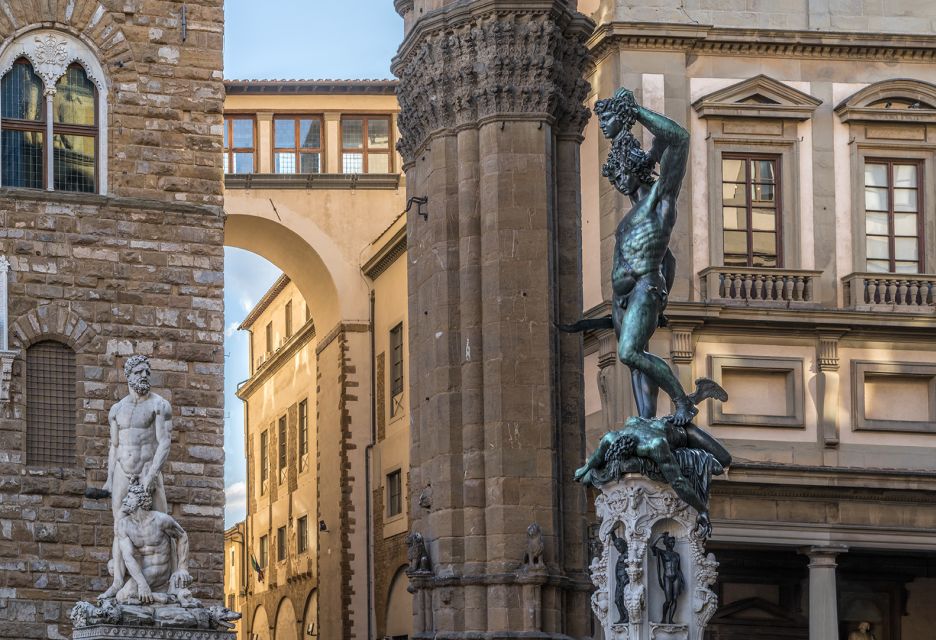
left=26, top=340, right=76, bottom=466
left=0, top=30, right=108, bottom=193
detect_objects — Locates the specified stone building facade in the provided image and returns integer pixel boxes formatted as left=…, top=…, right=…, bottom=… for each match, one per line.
left=578, top=1, right=936, bottom=639
left=0, top=1, right=225, bottom=638
left=221, top=80, right=410, bottom=640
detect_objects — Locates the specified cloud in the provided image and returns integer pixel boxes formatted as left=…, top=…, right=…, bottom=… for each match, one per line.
left=225, top=322, right=241, bottom=338
left=225, top=481, right=247, bottom=514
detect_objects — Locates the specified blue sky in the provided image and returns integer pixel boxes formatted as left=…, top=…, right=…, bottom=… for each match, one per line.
left=222, top=1, right=402, bottom=527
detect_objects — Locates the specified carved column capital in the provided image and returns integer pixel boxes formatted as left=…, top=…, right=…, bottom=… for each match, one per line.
left=392, top=0, right=595, bottom=163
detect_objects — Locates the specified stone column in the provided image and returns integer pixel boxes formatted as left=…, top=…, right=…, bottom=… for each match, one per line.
left=801, top=544, right=848, bottom=640
left=393, top=1, right=594, bottom=637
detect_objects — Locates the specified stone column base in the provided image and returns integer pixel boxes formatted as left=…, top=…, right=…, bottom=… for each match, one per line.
left=72, top=625, right=235, bottom=640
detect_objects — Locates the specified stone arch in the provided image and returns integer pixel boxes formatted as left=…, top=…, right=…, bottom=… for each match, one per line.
left=250, top=603, right=271, bottom=640
left=10, top=302, right=97, bottom=352
left=0, top=1, right=134, bottom=71
left=302, top=589, right=318, bottom=638
left=225, top=213, right=366, bottom=334
left=385, top=564, right=413, bottom=638
left=274, top=596, right=298, bottom=640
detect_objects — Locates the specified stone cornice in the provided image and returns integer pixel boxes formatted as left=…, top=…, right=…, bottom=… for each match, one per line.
left=224, top=173, right=401, bottom=191
left=235, top=318, right=316, bottom=400
left=0, top=187, right=223, bottom=218
left=362, top=226, right=407, bottom=280
left=392, top=0, right=595, bottom=162
left=588, top=22, right=936, bottom=68
left=238, top=274, right=291, bottom=331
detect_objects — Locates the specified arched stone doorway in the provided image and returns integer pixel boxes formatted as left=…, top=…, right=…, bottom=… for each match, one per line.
left=303, top=589, right=318, bottom=638
left=385, top=566, right=412, bottom=638
left=275, top=597, right=298, bottom=640
left=251, top=604, right=271, bottom=640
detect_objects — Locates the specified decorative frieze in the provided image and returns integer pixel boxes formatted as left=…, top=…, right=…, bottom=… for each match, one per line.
left=393, top=2, right=594, bottom=161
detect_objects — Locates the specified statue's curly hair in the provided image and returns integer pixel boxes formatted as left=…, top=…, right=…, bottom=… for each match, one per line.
left=124, top=354, right=150, bottom=378
left=595, top=89, right=656, bottom=188
left=594, top=88, right=639, bottom=130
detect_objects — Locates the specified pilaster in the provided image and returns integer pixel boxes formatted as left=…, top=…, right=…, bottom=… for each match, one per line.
left=816, top=331, right=847, bottom=449
left=393, top=1, right=595, bottom=636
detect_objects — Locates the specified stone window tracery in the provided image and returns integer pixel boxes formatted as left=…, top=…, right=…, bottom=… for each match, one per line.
left=0, top=30, right=107, bottom=194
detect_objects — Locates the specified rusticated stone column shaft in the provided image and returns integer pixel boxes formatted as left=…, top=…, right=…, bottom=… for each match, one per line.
left=394, top=1, right=594, bottom=637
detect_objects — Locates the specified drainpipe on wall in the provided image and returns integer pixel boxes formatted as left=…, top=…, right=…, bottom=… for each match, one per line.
left=365, top=288, right=377, bottom=640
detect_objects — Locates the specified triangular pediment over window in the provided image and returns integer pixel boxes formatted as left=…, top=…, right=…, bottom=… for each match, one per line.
left=693, top=75, right=822, bottom=120
left=835, top=78, right=936, bottom=124
left=710, top=597, right=808, bottom=626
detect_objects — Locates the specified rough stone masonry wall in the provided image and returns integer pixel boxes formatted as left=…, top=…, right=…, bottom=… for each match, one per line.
left=0, top=191, right=225, bottom=638
left=0, top=1, right=225, bottom=637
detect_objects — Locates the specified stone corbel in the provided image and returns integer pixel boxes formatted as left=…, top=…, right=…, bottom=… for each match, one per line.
left=669, top=321, right=702, bottom=396
left=816, top=331, right=847, bottom=448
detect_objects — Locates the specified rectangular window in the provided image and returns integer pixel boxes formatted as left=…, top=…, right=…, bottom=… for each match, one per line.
left=276, top=526, right=286, bottom=562
left=297, top=515, right=308, bottom=554
left=273, top=116, right=322, bottom=174
left=227, top=594, right=235, bottom=609
left=722, top=155, right=781, bottom=268
left=259, top=535, right=268, bottom=568
left=387, top=469, right=402, bottom=517
left=390, top=322, right=404, bottom=416
left=299, top=399, right=309, bottom=459
left=341, top=116, right=391, bottom=174
left=230, top=548, right=235, bottom=567
left=223, top=117, right=255, bottom=174
left=285, top=300, right=293, bottom=338
left=265, top=321, right=273, bottom=354
left=26, top=341, right=76, bottom=466
left=259, top=430, right=269, bottom=494
left=864, top=159, right=923, bottom=273
left=278, top=415, right=287, bottom=477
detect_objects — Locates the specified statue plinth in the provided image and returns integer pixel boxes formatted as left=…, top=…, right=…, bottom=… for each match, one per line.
left=73, top=625, right=234, bottom=639
left=589, top=475, right=718, bottom=640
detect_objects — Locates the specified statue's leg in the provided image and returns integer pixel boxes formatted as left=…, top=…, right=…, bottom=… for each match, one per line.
left=617, top=280, right=693, bottom=423
left=631, top=358, right=660, bottom=419
left=684, top=424, right=732, bottom=468
left=100, top=467, right=130, bottom=599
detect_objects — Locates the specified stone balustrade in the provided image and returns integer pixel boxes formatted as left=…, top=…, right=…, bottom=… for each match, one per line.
left=699, top=267, right=822, bottom=305
left=842, top=272, right=936, bottom=311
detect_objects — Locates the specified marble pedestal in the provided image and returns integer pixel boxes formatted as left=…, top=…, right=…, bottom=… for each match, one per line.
left=73, top=625, right=234, bottom=639
left=589, top=475, right=719, bottom=640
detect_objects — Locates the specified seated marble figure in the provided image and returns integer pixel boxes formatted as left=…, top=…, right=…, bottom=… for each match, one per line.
left=112, top=478, right=192, bottom=604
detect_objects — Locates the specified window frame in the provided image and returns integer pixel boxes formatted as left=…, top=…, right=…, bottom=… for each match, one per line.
left=340, top=115, right=393, bottom=174
left=272, top=114, right=324, bottom=175
left=285, top=299, right=293, bottom=338
left=223, top=115, right=256, bottom=175
left=720, top=152, right=784, bottom=268
left=278, top=414, right=287, bottom=481
left=386, top=468, right=402, bottom=518
left=265, top=321, right=273, bottom=355
left=389, top=322, right=404, bottom=418
left=276, top=525, right=287, bottom=562
left=862, top=157, right=925, bottom=273
left=2, top=59, right=100, bottom=192
left=25, top=339, right=77, bottom=466
left=259, top=534, right=268, bottom=568
left=298, top=398, right=309, bottom=462
left=297, top=515, right=309, bottom=554
left=259, top=429, right=269, bottom=495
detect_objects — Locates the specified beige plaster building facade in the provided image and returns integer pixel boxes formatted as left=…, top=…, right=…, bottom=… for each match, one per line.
left=222, top=81, right=412, bottom=640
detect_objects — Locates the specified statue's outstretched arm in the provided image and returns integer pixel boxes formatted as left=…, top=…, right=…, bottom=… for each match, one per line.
left=635, top=106, right=689, bottom=206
